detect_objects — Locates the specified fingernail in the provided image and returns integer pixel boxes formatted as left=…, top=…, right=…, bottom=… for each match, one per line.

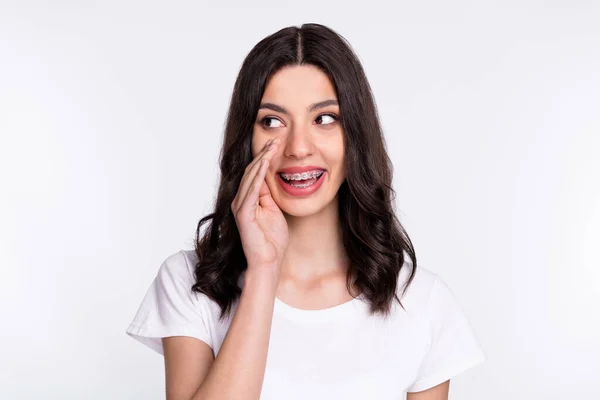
left=273, top=138, right=280, bottom=144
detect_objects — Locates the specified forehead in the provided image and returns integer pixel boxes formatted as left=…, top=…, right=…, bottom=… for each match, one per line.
left=261, top=65, right=338, bottom=106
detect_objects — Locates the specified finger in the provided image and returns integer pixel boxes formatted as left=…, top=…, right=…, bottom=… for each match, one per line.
left=257, top=159, right=278, bottom=208
left=246, top=138, right=276, bottom=174
left=233, top=140, right=274, bottom=211
left=239, top=157, right=270, bottom=215
left=234, top=140, right=279, bottom=212
left=258, top=178, right=278, bottom=209
left=232, top=139, right=273, bottom=213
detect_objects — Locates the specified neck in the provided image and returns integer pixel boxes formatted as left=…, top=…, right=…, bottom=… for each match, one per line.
left=280, top=196, right=348, bottom=283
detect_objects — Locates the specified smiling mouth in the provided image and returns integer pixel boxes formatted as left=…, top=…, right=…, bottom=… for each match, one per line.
left=278, top=170, right=325, bottom=185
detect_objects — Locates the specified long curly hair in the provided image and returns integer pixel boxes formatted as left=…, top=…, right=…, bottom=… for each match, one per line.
left=192, top=23, right=417, bottom=321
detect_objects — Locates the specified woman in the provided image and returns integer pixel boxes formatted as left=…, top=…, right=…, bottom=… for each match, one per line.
left=126, top=23, right=485, bottom=399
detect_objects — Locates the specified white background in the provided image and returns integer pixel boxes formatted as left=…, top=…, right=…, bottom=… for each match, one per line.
left=1, top=1, right=599, bottom=399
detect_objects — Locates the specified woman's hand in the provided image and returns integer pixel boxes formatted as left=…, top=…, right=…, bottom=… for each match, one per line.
left=231, top=138, right=288, bottom=279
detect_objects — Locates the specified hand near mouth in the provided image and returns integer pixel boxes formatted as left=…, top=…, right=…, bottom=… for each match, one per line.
left=231, top=138, right=289, bottom=279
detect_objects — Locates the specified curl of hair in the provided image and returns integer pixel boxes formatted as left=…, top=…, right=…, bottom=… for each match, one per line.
left=192, top=23, right=417, bottom=322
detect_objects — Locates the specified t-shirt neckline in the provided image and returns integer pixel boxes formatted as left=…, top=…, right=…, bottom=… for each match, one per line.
left=238, top=269, right=366, bottom=323
left=273, top=293, right=365, bottom=323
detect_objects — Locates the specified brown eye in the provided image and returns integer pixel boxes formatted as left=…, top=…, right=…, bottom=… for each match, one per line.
left=261, top=117, right=284, bottom=129
left=315, top=113, right=338, bottom=125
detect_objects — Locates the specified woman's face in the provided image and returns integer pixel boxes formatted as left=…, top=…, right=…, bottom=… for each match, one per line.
left=252, top=65, right=345, bottom=217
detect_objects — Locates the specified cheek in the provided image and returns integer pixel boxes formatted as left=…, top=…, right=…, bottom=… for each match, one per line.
left=330, top=139, right=345, bottom=180
left=327, top=135, right=345, bottom=165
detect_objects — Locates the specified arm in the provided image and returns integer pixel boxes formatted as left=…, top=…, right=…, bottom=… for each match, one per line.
left=163, top=138, right=287, bottom=399
left=163, top=268, right=278, bottom=400
left=407, top=380, right=450, bottom=400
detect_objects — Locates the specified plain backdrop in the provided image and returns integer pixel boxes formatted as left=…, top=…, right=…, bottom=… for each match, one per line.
left=1, top=1, right=599, bottom=399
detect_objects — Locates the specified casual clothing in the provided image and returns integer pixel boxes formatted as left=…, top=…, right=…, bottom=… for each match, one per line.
left=126, top=249, right=485, bottom=398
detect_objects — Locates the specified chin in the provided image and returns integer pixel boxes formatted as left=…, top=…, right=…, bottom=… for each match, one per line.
left=278, top=200, right=328, bottom=218
left=273, top=191, right=340, bottom=218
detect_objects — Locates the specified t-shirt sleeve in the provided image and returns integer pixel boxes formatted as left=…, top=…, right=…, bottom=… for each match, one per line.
left=125, top=251, right=215, bottom=356
left=407, top=276, right=485, bottom=393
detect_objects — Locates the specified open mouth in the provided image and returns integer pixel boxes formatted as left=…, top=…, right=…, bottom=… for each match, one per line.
left=278, top=170, right=325, bottom=189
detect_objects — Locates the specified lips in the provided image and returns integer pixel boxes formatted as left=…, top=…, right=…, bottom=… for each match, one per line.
left=274, top=165, right=327, bottom=197
left=276, top=169, right=326, bottom=196
left=277, top=165, right=326, bottom=174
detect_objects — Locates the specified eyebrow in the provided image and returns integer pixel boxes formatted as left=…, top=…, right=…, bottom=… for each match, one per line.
left=258, top=99, right=339, bottom=115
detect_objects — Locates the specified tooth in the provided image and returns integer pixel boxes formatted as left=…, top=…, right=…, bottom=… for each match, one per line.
left=280, top=170, right=323, bottom=180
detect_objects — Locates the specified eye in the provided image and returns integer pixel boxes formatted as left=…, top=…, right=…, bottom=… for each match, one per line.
left=259, top=113, right=339, bottom=130
left=260, top=117, right=284, bottom=129
left=315, top=113, right=338, bottom=125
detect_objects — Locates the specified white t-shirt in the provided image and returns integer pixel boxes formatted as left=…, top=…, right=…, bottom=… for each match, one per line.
left=126, top=249, right=485, bottom=398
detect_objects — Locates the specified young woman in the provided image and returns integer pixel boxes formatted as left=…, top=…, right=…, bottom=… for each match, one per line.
left=126, top=23, right=484, bottom=400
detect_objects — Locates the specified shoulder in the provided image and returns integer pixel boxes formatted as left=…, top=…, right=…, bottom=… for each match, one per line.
left=151, top=249, right=197, bottom=296
left=396, top=265, right=485, bottom=392
left=126, top=249, right=222, bottom=355
left=396, top=262, right=481, bottom=346
left=155, top=249, right=223, bottom=314
left=397, top=262, right=440, bottom=304
left=395, top=262, right=460, bottom=317
left=156, top=249, right=197, bottom=283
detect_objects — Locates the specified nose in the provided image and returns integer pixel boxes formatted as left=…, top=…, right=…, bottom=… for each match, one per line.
left=282, top=122, right=314, bottom=160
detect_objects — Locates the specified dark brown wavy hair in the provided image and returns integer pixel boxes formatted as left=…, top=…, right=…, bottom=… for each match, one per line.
left=192, top=23, right=417, bottom=321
